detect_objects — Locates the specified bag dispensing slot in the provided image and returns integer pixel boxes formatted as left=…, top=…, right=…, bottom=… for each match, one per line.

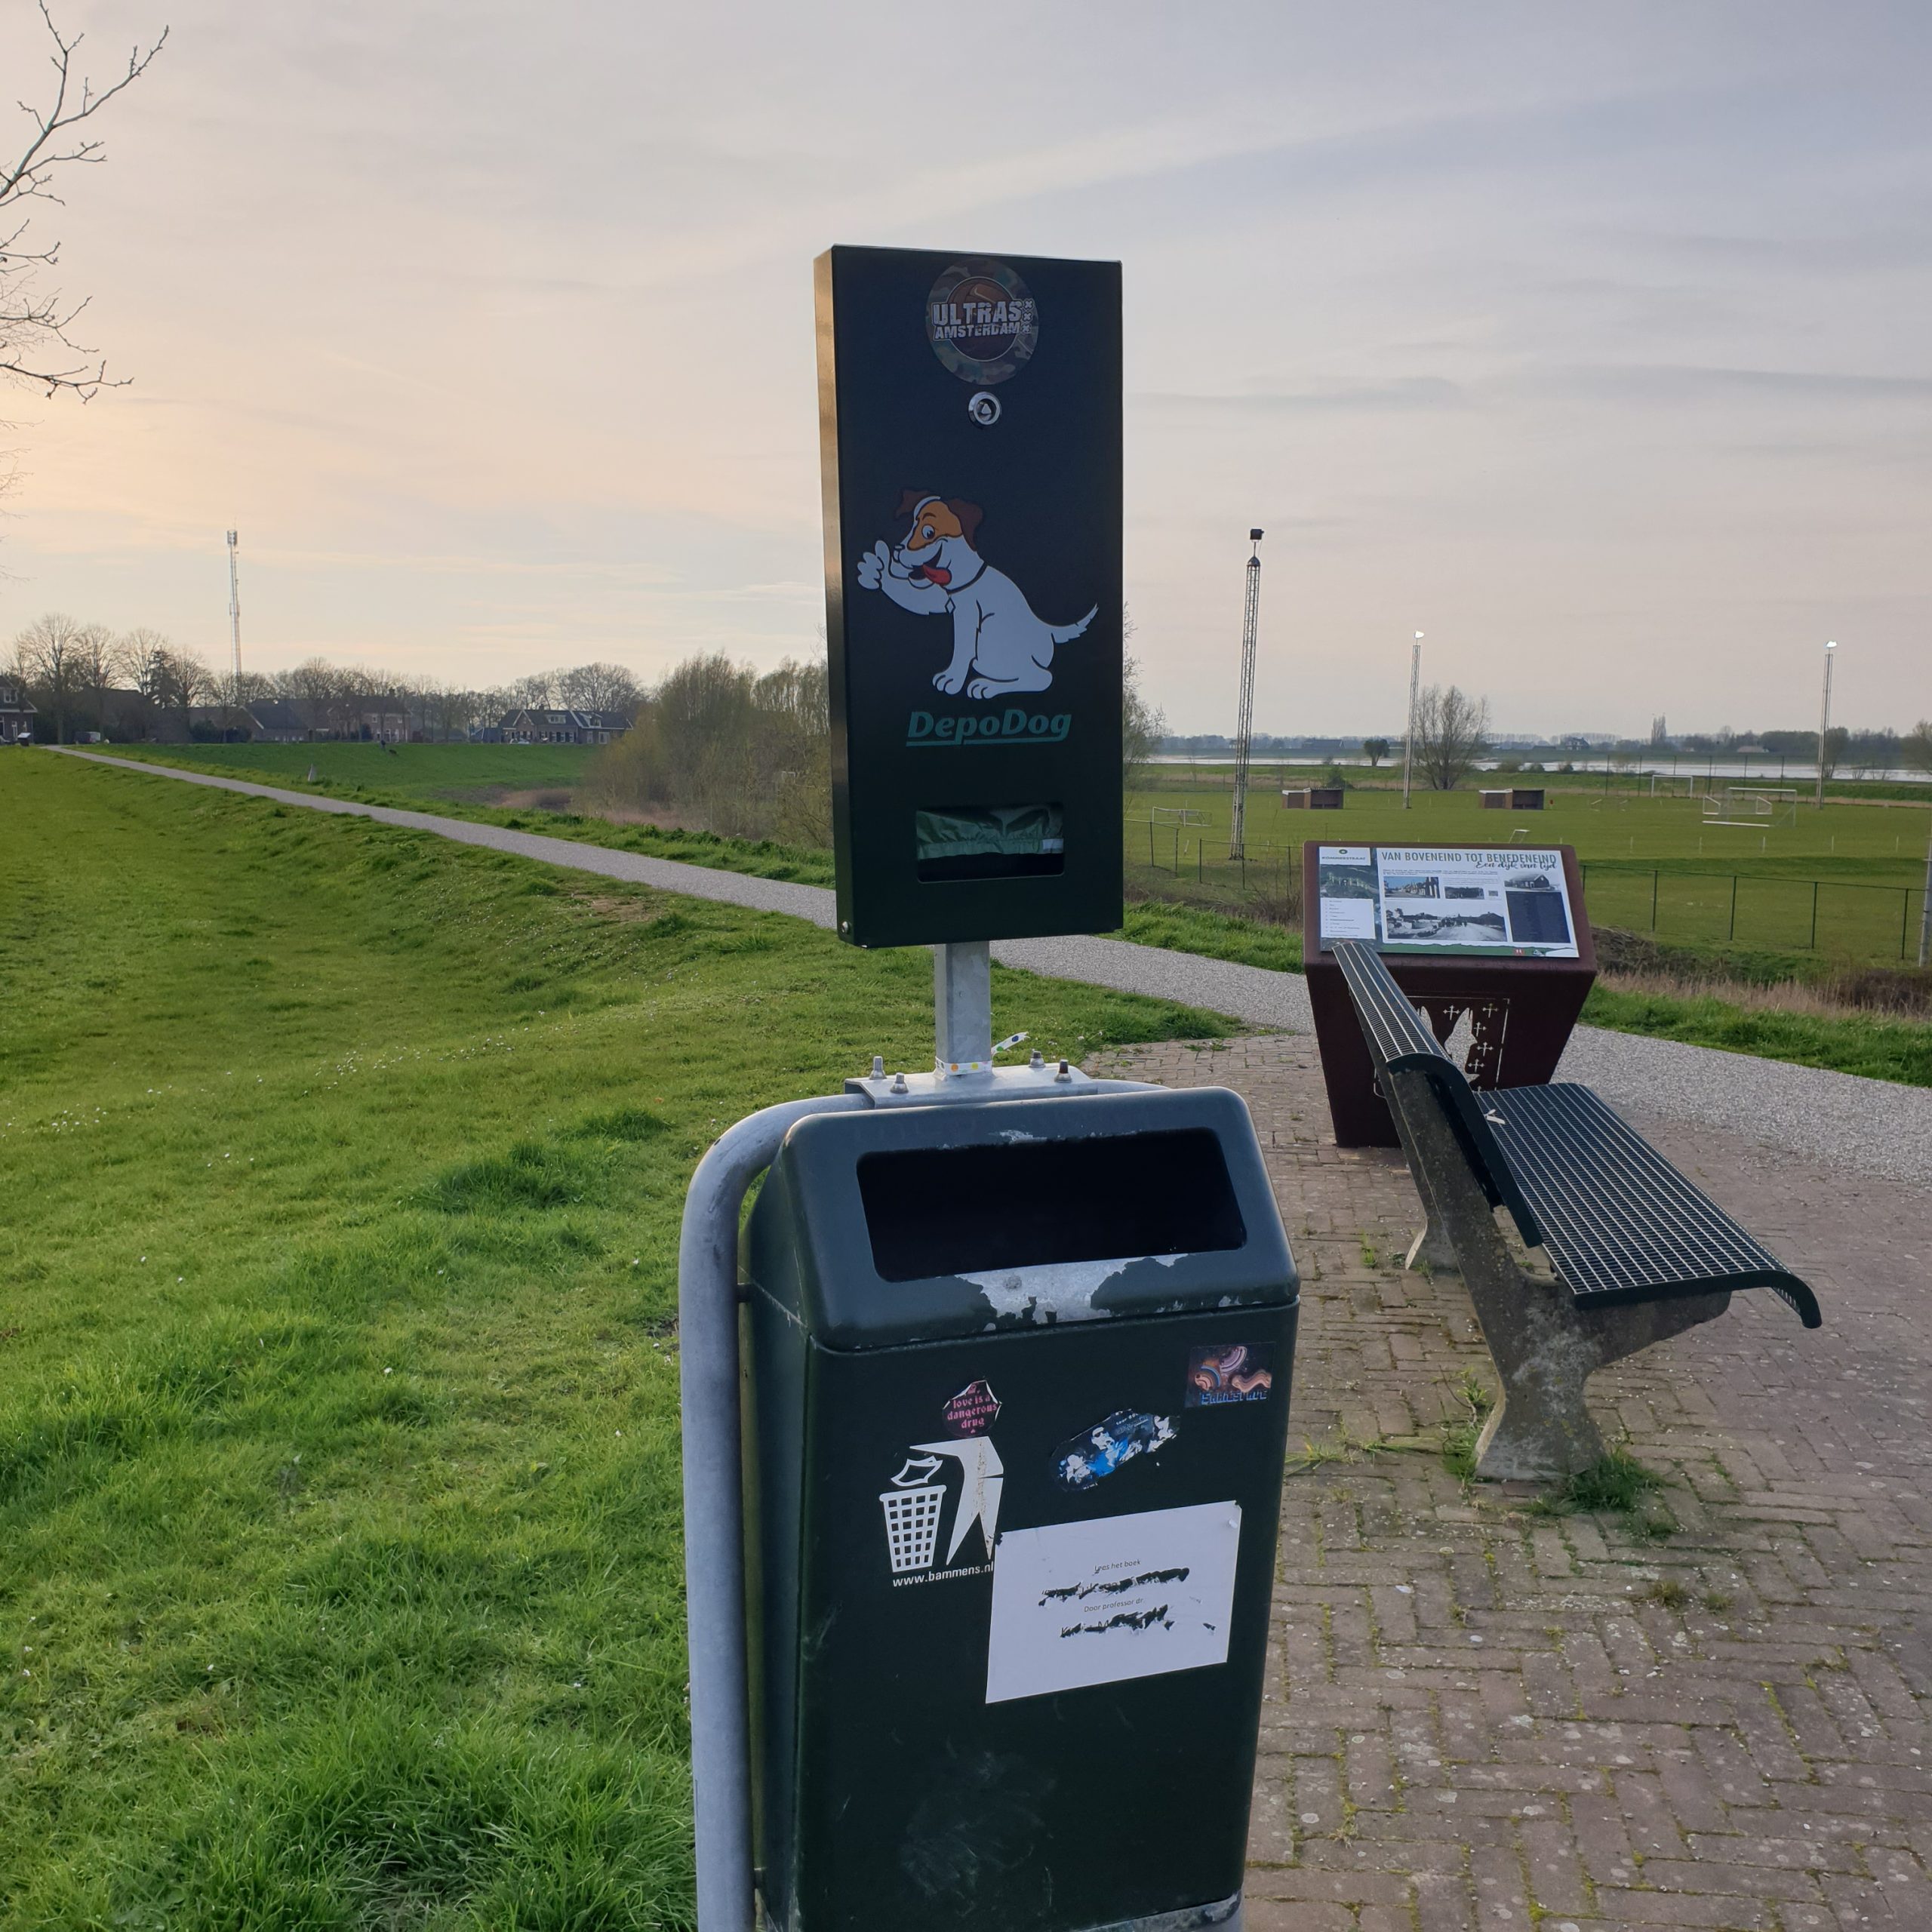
left=915, top=804, right=1064, bottom=883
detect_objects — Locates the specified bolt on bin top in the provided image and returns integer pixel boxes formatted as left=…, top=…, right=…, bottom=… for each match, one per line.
left=746, top=1088, right=1297, bottom=1352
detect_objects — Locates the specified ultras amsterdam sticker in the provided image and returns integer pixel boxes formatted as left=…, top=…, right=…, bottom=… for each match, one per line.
left=926, top=259, right=1038, bottom=386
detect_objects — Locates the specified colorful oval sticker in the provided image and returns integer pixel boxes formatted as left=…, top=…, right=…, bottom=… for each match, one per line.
left=1185, top=1343, right=1274, bottom=1407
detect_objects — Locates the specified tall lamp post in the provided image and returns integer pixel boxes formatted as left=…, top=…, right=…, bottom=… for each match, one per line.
left=1401, top=632, right=1423, bottom=810
left=1814, top=639, right=1836, bottom=811
left=1229, top=528, right=1263, bottom=860
left=1918, top=820, right=1932, bottom=969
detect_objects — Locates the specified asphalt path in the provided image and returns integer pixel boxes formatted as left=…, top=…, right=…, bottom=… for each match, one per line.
left=48, top=748, right=1932, bottom=1188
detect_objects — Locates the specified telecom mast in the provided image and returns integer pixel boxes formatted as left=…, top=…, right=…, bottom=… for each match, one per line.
left=226, top=530, right=243, bottom=685
left=1228, top=528, right=1263, bottom=860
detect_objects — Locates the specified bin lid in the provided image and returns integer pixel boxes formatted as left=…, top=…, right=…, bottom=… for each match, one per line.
left=746, top=1087, right=1297, bottom=1351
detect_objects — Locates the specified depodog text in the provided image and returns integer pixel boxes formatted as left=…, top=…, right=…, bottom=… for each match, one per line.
left=906, top=709, right=1072, bottom=747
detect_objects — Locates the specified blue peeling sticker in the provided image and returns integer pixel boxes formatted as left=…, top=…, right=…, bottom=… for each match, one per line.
left=1052, top=1410, right=1175, bottom=1491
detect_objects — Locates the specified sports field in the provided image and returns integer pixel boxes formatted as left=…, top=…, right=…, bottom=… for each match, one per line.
left=1128, top=774, right=1931, bottom=961
left=0, top=754, right=1223, bottom=1921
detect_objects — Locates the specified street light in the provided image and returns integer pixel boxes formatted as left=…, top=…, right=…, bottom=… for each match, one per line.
left=1920, top=814, right=1932, bottom=968
left=1401, top=632, right=1423, bottom=810
left=1815, top=639, right=1837, bottom=811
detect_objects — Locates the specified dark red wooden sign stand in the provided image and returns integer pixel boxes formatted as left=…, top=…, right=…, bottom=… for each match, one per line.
left=1300, top=842, right=1598, bottom=1149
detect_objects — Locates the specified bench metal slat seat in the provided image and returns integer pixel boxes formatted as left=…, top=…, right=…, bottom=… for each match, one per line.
left=1329, top=937, right=1820, bottom=1330
left=1481, top=1084, right=1822, bottom=1327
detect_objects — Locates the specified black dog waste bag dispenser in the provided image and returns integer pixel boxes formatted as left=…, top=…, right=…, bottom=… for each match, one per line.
left=743, top=1087, right=1299, bottom=1932
left=817, top=245, right=1124, bottom=948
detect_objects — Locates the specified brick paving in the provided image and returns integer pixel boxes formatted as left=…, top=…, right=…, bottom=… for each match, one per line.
left=1097, top=1035, right=1932, bottom=1932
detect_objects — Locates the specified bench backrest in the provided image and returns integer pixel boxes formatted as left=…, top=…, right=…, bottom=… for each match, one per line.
left=1329, top=939, right=1546, bottom=1249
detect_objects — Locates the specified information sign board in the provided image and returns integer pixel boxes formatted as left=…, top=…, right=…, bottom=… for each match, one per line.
left=1315, top=844, right=1580, bottom=958
left=1301, top=841, right=1598, bottom=1146
left=816, top=245, right=1123, bottom=948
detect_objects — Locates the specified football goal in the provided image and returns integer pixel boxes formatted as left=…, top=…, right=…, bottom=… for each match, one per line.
left=1703, top=786, right=1798, bottom=829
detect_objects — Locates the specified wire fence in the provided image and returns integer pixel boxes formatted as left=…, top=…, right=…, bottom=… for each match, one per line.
left=1577, top=865, right=1926, bottom=962
left=1123, top=824, right=1928, bottom=967
left=1125, top=822, right=1303, bottom=920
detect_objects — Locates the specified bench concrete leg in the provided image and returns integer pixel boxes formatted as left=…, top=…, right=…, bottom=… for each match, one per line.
left=1404, top=1221, right=1459, bottom=1273
left=1469, top=1284, right=1612, bottom=1480
left=1376, top=1075, right=1461, bottom=1274
left=1383, top=1069, right=1730, bottom=1481
left=1472, top=1292, right=1730, bottom=1481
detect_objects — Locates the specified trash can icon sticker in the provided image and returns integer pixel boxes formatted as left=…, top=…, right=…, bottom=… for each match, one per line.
left=881, top=1457, right=947, bottom=1574
left=880, top=1439, right=1004, bottom=1578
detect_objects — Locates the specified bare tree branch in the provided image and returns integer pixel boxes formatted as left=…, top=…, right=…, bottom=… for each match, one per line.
left=1, top=5, right=167, bottom=398
left=13, top=606, right=85, bottom=740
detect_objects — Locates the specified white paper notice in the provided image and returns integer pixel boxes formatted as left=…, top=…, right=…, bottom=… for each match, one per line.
left=985, top=1501, right=1242, bottom=1705
left=1318, top=897, right=1377, bottom=940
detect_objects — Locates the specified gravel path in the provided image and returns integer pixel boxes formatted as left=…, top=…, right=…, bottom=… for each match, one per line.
left=51, top=748, right=1932, bottom=1187
left=1555, top=1024, right=1932, bottom=1191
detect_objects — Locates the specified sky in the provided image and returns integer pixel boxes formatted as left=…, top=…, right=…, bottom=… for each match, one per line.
left=0, top=1, right=1927, bottom=737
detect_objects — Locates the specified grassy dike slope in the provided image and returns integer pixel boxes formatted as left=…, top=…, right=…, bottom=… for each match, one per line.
left=0, top=755, right=1228, bottom=1927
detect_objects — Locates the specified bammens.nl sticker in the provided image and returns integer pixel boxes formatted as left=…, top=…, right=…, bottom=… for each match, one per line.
left=880, top=1437, right=1004, bottom=1585
left=1185, top=1343, right=1274, bottom=1407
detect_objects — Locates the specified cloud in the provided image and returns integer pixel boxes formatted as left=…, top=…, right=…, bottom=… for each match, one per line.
left=1518, top=365, right=1932, bottom=405
left=3, top=0, right=1928, bottom=732
left=1135, top=377, right=1469, bottom=413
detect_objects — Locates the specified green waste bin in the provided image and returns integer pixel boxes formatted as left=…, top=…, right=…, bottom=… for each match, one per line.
left=743, top=1085, right=1298, bottom=1932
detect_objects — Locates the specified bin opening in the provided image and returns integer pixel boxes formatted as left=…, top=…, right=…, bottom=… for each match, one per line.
left=857, top=1128, right=1246, bottom=1282
left=915, top=804, right=1064, bottom=883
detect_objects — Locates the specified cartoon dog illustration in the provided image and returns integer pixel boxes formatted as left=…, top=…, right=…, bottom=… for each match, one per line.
left=854, top=492, right=1097, bottom=699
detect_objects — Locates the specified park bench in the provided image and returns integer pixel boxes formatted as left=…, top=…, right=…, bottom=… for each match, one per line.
left=1329, top=937, right=1820, bottom=1480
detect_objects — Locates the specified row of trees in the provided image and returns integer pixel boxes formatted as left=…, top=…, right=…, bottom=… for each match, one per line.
left=7, top=613, right=211, bottom=743
left=1303, top=689, right=1494, bottom=789
left=1606, top=724, right=1932, bottom=782
left=580, top=651, right=1166, bottom=848
left=3, top=611, right=648, bottom=744
left=1177, top=701, right=1932, bottom=791
left=1377, top=699, right=1932, bottom=789
left=582, top=655, right=831, bottom=845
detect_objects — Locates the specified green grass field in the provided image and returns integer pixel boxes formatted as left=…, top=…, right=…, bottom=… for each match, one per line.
left=94, top=744, right=841, bottom=889
left=1130, top=771, right=1930, bottom=874
left=0, top=755, right=1228, bottom=1924
left=1128, top=775, right=1930, bottom=961
left=106, top=746, right=1929, bottom=958
left=1578, top=984, right=1930, bottom=1085
left=1109, top=897, right=1930, bottom=1084
left=107, top=740, right=599, bottom=807
left=72, top=746, right=1932, bottom=1082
